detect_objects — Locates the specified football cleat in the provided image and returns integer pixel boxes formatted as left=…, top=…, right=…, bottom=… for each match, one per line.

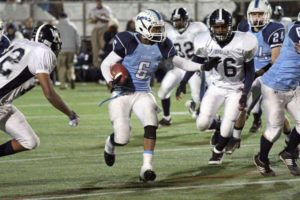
left=185, top=100, right=198, bottom=119
left=208, top=150, right=224, bottom=165
left=210, top=129, right=220, bottom=146
left=104, top=151, right=115, bottom=167
left=225, top=137, right=241, bottom=155
left=279, top=150, right=300, bottom=176
left=249, top=120, right=261, bottom=133
left=159, top=118, right=172, bottom=126
left=140, top=166, right=156, bottom=182
left=253, top=153, right=276, bottom=177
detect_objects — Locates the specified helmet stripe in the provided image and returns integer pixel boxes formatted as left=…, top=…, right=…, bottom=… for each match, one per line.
left=255, top=0, right=259, bottom=8
left=148, top=9, right=161, bottom=20
left=34, top=23, right=47, bottom=42
left=219, top=9, right=222, bottom=21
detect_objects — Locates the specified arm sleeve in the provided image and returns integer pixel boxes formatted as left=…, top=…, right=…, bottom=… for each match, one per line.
left=181, top=71, right=195, bottom=84
left=243, top=59, right=255, bottom=95
left=100, top=51, right=123, bottom=83
left=158, top=37, right=177, bottom=59
left=28, top=47, right=56, bottom=74
left=172, top=55, right=203, bottom=72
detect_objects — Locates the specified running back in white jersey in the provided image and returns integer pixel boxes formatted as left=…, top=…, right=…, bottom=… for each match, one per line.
left=168, top=22, right=207, bottom=59
left=193, top=31, right=257, bottom=90
left=0, top=39, right=56, bottom=104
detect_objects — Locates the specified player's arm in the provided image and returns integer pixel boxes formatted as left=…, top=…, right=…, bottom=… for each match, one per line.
left=239, top=59, right=255, bottom=111
left=100, top=51, right=122, bottom=84
left=37, top=73, right=79, bottom=126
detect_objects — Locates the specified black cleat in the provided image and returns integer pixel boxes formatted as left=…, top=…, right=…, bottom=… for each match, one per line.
left=159, top=118, right=172, bottom=126
left=225, top=137, right=241, bottom=155
left=249, top=120, right=261, bottom=133
left=279, top=150, right=300, bottom=176
left=208, top=151, right=224, bottom=165
left=210, top=129, right=220, bottom=146
left=140, top=170, right=156, bottom=182
left=253, top=153, right=276, bottom=177
left=104, top=151, right=115, bottom=167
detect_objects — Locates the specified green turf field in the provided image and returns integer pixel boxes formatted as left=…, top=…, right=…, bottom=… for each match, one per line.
left=0, top=83, right=299, bottom=200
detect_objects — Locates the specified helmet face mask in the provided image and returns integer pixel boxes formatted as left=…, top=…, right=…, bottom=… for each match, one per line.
left=135, top=9, right=166, bottom=43
left=171, top=7, right=189, bottom=32
left=31, top=23, right=62, bottom=56
left=209, top=8, right=233, bottom=43
left=247, top=0, right=272, bottom=28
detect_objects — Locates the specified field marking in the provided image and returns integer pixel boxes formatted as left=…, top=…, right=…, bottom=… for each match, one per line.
left=0, top=144, right=258, bottom=164
left=22, top=178, right=300, bottom=200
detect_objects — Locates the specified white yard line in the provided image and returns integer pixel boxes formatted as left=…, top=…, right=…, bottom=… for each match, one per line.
left=0, top=144, right=258, bottom=163
left=23, top=178, right=300, bottom=200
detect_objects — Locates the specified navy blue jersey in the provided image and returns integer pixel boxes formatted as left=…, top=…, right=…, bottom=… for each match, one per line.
left=113, top=31, right=176, bottom=92
left=238, top=20, right=285, bottom=70
left=0, top=35, right=10, bottom=54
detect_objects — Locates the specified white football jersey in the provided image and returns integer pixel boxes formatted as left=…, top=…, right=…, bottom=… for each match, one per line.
left=0, top=39, right=56, bottom=104
left=167, top=22, right=207, bottom=59
left=194, top=31, right=258, bottom=90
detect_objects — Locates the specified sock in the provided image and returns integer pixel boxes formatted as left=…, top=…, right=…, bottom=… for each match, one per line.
left=161, top=98, right=170, bottom=117
left=286, top=128, right=300, bottom=154
left=215, top=135, right=230, bottom=152
left=143, top=150, right=153, bottom=167
left=259, top=135, right=273, bottom=162
left=209, top=118, right=221, bottom=130
left=233, top=126, right=243, bottom=139
left=253, top=110, right=262, bottom=124
left=0, top=141, right=15, bottom=157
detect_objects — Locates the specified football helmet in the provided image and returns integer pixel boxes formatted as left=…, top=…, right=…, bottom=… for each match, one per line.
left=209, top=8, right=233, bottom=42
left=31, top=23, right=62, bottom=56
left=273, top=5, right=284, bottom=20
left=247, top=0, right=272, bottom=28
left=171, top=7, right=189, bottom=33
left=135, top=9, right=166, bottom=42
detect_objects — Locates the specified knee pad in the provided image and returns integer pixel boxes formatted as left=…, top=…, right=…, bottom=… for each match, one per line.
left=144, top=126, right=157, bottom=140
left=19, top=135, right=40, bottom=150
left=196, top=114, right=212, bottom=131
left=110, top=133, right=127, bottom=146
left=264, top=126, right=282, bottom=143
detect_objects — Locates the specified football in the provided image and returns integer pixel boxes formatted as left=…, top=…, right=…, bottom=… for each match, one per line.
left=110, top=63, right=129, bottom=86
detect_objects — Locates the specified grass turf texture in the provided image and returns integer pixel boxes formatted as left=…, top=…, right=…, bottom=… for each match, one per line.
left=0, top=83, right=299, bottom=200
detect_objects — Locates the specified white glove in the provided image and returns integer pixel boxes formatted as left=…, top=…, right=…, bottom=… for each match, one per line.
left=69, top=111, right=79, bottom=127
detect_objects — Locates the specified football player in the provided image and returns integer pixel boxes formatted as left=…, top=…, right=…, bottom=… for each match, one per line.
left=0, top=19, right=10, bottom=54
left=225, top=0, right=289, bottom=154
left=157, top=7, right=207, bottom=125
left=253, top=20, right=300, bottom=177
left=178, top=8, right=257, bottom=164
left=0, top=24, right=79, bottom=158
left=272, top=5, right=292, bottom=32
left=100, top=9, right=219, bottom=182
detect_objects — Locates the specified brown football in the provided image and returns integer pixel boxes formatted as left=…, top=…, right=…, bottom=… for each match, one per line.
left=110, top=63, right=129, bottom=85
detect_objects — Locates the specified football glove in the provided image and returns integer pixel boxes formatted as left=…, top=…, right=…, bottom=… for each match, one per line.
left=69, top=111, right=79, bottom=127
left=238, top=94, right=247, bottom=111
left=176, top=81, right=187, bottom=98
left=201, top=57, right=221, bottom=71
left=108, top=73, right=122, bottom=92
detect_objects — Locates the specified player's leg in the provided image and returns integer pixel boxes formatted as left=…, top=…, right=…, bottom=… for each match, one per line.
left=196, top=85, right=224, bottom=132
left=209, top=90, right=241, bottom=164
left=57, top=52, right=67, bottom=89
left=133, top=92, right=159, bottom=182
left=104, top=94, right=132, bottom=166
left=0, top=105, right=40, bottom=157
left=249, top=78, right=263, bottom=133
left=187, top=72, right=201, bottom=119
left=254, top=84, right=285, bottom=176
left=279, top=89, right=300, bottom=175
left=157, top=68, right=183, bottom=126
left=66, top=52, right=75, bottom=89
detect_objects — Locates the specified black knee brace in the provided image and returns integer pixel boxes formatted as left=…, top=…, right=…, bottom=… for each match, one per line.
left=144, top=126, right=157, bottom=140
left=109, top=133, right=126, bottom=146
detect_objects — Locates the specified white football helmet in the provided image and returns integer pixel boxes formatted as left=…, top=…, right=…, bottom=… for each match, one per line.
left=135, top=9, right=166, bottom=42
left=247, top=0, right=272, bottom=28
